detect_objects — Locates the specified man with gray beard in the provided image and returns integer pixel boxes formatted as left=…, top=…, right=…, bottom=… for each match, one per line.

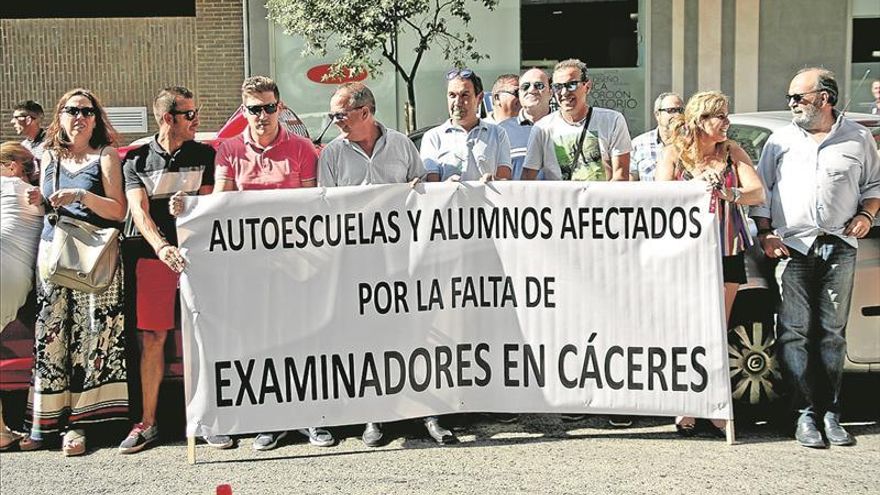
left=751, top=67, right=880, bottom=449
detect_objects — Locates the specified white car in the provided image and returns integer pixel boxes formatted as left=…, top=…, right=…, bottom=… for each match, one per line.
left=725, top=111, right=880, bottom=416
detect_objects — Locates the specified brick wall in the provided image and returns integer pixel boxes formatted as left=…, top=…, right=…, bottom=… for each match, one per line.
left=0, top=0, right=244, bottom=146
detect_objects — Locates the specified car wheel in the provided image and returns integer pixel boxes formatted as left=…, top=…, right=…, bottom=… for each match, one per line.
left=728, top=321, right=782, bottom=406
left=728, top=289, right=788, bottom=421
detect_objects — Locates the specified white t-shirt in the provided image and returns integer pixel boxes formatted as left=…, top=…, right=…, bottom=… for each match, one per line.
left=1, top=176, right=43, bottom=328
left=523, top=107, right=632, bottom=181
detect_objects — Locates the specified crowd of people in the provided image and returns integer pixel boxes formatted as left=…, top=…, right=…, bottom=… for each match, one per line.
left=1, top=60, right=878, bottom=456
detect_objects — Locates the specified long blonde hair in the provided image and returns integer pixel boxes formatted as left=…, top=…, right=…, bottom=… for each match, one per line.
left=667, top=90, right=732, bottom=174
left=0, top=141, right=36, bottom=183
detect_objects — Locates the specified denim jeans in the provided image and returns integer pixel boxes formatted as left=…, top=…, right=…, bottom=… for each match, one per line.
left=774, top=236, right=856, bottom=420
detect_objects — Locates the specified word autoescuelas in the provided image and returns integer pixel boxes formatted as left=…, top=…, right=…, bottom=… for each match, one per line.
left=208, top=206, right=704, bottom=252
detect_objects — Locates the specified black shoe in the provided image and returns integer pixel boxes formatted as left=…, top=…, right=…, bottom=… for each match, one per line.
left=362, top=423, right=383, bottom=447
left=823, top=413, right=855, bottom=446
left=795, top=417, right=827, bottom=449
left=424, top=417, right=458, bottom=445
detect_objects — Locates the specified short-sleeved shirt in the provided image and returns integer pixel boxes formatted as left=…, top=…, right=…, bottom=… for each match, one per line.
left=122, top=137, right=215, bottom=251
left=318, top=122, right=425, bottom=186
left=215, top=127, right=318, bottom=190
left=495, top=115, right=536, bottom=180
left=22, top=128, right=46, bottom=169
left=750, top=112, right=880, bottom=254
left=523, top=107, right=632, bottom=181
left=630, top=127, right=664, bottom=181
left=420, top=119, right=512, bottom=181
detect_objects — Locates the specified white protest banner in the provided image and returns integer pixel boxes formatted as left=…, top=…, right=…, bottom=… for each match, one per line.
left=177, top=181, right=732, bottom=437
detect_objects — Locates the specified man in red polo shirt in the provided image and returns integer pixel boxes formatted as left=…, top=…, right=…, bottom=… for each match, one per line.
left=214, top=76, right=317, bottom=191
left=174, top=76, right=325, bottom=451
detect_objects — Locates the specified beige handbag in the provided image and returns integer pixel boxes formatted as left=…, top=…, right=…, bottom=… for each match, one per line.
left=45, top=162, right=119, bottom=294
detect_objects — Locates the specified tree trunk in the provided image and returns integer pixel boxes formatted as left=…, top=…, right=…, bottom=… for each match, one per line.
left=405, top=81, right=418, bottom=133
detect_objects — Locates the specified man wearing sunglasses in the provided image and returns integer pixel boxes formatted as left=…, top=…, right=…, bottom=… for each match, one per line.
left=317, top=82, right=424, bottom=447
left=211, top=76, right=327, bottom=451
left=630, top=92, right=683, bottom=181
left=119, top=86, right=230, bottom=454
left=518, top=68, right=552, bottom=125
left=486, top=74, right=521, bottom=124
left=751, top=67, right=880, bottom=449
left=318, top=82, right=424, bottom=188
left=522, top=59, right=631, bottom=182
left=213, top=76, right=318, bottom=192
left=10, top=100, right=46, bottom=172
left=422, top=69, right=512, bottom=183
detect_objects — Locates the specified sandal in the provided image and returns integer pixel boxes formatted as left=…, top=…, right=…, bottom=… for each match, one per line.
left=62, top=429, right=86, bottom=457
left=18, top=434, right=44, bottom=451
left=0, top=427, right=24, bottom=451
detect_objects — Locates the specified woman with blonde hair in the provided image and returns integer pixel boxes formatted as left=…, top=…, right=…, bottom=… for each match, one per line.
left=657, top=90, right=765, bottom=436
left=19, top=89, right=128, bottom=456
left=0, top=143, right=44, bottom=450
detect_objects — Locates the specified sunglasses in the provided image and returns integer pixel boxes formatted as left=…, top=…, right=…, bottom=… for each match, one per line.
left=12, top=113, right=31, bottom=121
left=244, top=102, right=279, bottom=115
left=551, top=81, right=585, bottom=93
left=446, top=68, right=474, bottom=80
left=784, top=90, right=823, bottom=104
left=519, top=81, right=547, bottom=92
left=495, top=89, right=519, bottom=99
left=658, top=107, right=684, bottom=114
left=169, top=108, right=200, bottom=121
left=327, top=105, right=365, bottom=122
left=62, top=106, right=97, bottom=118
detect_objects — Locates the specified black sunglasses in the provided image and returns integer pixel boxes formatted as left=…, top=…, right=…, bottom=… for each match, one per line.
left=658, top=107, right=684, bottom=114
left=327, top=105, right=365, bottom=122
left=519, top=81, right=547, bottom=92
left=784, top=90, right=823, bottom=104
left=62, top=106, right=96, bottom=118
left=550, top=81, right=585, bottom=93
left=170, top=108, right=199, bottom=121
left=495, top=89, right=519, bottom=99
left=244, top=102, right=279, bottom=115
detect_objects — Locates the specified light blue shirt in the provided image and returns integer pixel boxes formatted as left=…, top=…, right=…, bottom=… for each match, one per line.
left=420, top=119, right=512, bottom=181
left=751, top=111, right=880, bottom=254
left=496, top=115, right=536, bottom=180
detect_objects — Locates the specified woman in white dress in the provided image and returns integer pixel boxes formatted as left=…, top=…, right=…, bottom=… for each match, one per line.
left=0, top=142, right=43, bottom=449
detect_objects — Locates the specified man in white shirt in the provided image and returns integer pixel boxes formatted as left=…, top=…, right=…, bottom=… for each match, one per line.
left=522, top=59, right=631, bottom=181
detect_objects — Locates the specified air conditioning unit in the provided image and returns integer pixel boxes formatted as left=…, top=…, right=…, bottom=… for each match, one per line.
left=106, top=107, right=148, bottom=133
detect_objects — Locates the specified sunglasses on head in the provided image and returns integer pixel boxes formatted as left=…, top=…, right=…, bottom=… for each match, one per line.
left=62, top=106, right=96, bottom=118
left=551, top=81, right=585, bottom=93
left=446, top=68, right=474, bottom=80
left=169, top=108, right=199, bottom=121
left=658, top=107, right=684, bottom=114
left=244, top=102, right=279, bottom=116
left=784, top=90, right=823, bottom=104
left=519, top=81, right=547, bottom=92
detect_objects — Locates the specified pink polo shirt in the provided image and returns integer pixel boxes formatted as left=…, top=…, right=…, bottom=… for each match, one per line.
left=215, top=127, right=318, bottom=190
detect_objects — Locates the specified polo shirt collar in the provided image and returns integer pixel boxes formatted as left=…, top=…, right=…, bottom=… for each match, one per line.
left=439, top=118, right=487, bottom=134
left=244, top=125, right=288, bottom=151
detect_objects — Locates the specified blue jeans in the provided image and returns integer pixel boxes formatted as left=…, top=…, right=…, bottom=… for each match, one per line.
left=774, top=236, right=856, bottom=419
